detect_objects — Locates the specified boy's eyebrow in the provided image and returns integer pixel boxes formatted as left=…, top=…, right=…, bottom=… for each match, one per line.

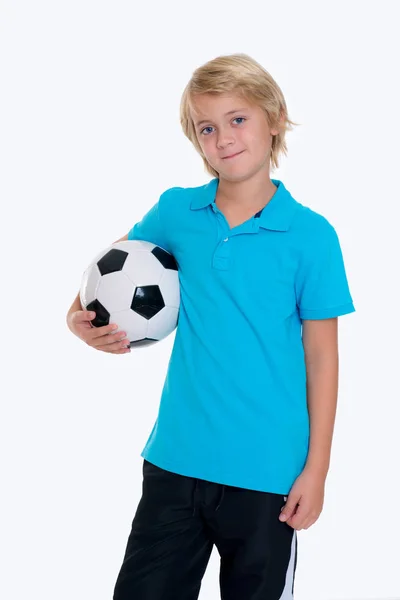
left=194, top=108, right=248, bottom=128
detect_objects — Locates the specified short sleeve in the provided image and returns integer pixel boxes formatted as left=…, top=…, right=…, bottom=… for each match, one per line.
left=295, top=222, right=355, bottom=320
left=127, top=191, right=171, bottom=253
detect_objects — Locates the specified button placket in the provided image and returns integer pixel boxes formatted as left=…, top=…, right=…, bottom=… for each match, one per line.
left=211, top=203, right=231, bottom=270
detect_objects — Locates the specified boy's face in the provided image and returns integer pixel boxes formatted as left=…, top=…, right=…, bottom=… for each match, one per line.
left=190, top=92, right=279, bottom=180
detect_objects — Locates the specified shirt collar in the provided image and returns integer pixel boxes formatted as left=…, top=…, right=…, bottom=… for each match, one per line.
left=190, top=177, right=298, bottom=232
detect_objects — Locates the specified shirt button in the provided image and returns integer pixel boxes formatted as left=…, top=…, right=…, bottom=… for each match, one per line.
left=223, top=237, right=229, bottom=242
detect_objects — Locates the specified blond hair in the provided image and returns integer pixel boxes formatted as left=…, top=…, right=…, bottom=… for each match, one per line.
left=179, top=53, right=301, bottom=177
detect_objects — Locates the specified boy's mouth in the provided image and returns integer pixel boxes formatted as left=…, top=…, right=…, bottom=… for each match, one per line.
left=222, top=150, right=244, bottom=159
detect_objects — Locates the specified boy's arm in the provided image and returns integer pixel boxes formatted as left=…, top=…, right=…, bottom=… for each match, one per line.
left=279, top=317, right=339, bottom=529
left=302, top=317, right=339, bottom=478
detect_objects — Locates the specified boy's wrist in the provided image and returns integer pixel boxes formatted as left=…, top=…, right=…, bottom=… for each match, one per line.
left=304, top=459, right=330, bottom=479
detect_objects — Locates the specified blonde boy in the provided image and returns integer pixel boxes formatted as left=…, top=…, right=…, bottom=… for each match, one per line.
left=67, top=53, right=355, bottom=599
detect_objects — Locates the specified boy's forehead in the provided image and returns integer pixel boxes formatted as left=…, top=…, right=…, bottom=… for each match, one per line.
left=190, top=93, right=253, bottom=119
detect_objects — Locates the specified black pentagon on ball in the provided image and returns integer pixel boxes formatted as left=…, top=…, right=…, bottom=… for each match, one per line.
left=86, top=299, right=110, bottom=327
left=130, top=338, right=159, bottom=348
left=131, top=285, right=165, bottom=319
left=151, top=246, right=178, bottom=271
left=97, top=249, right=129, bottom=276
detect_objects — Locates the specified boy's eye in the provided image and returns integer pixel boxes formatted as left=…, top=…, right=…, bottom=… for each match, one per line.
left=200, top=117, right=246, bottom=136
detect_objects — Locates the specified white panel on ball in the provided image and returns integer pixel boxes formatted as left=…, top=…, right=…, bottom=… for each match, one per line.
left=158, top=269, right=181, bottom=309
left=123, top=250, right=164, bottom=287
left=80, top=264, right=101, bottom=308
left=147, top=306, right=179, bottom=340
left=110, top=308, right=148, bottom=342
left=97, top=271, right=135, bottom=314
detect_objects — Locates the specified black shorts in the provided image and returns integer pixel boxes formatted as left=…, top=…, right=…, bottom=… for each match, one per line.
left=113, top=459, right=298, bottom=600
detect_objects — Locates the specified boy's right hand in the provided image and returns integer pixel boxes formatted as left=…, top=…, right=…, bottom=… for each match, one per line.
left=67, top=310, right=131, bottom=354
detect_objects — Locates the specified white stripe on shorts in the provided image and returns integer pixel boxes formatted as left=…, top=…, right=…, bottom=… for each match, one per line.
left=279, top=530, right=297, bottom=599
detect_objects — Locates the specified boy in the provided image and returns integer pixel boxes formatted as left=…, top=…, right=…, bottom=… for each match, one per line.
left=67, top=53, right=355, bottom=599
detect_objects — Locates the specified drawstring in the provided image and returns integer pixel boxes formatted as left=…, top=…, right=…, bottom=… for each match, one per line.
left=215, top=484, right=225, bottom=512
left=192, top=480, right=226, bottom=514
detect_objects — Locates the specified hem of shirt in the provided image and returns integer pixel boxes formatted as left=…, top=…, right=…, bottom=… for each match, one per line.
left=300, top=301, right=355, bottom=320
left=140, top=450, right=291, bottom=496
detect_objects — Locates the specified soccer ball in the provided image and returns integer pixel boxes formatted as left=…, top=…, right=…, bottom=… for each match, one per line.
left=79, top=240, right=180, bottom=348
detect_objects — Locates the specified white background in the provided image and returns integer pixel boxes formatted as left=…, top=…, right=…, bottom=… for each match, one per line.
left=1, top=1, right=399, bottom=599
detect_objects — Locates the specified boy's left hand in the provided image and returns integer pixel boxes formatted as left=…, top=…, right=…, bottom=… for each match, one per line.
left=279, top=467, right=326, bottom=530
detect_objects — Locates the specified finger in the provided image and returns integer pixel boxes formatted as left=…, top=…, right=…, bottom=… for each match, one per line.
left=287, top=519, right=301, bottom=531
left=93, top=333, right=128, bottom=349
left=288, top=505, right=309, bottom=530
left=279, top=499, right=299, bottom=522
left=113, top=347, right=131, bottom=354
left=287, top=516, right=302, bottom=530
left=72, top=310, right=95, bottom=324
left=286, top=509, right=303, bottom=529
left=96, top=336, right=130, bottom=352
left=303, top=512, right=320, bottom=530
left=291, top=518, right=311, bottom=531
left=90, top=323, right=120, bottom=340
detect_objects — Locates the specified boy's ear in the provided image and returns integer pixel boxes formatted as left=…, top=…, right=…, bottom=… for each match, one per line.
left=274, top=110, right=286, bottom=132
left=270, top=112, right=284, bottom=136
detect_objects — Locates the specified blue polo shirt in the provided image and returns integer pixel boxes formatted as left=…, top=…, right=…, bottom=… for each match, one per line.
left=128, top=177, right=355, bottom=494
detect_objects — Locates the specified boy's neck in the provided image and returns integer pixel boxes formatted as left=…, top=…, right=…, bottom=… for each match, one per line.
left=215, top=174, right=278, bottom=213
